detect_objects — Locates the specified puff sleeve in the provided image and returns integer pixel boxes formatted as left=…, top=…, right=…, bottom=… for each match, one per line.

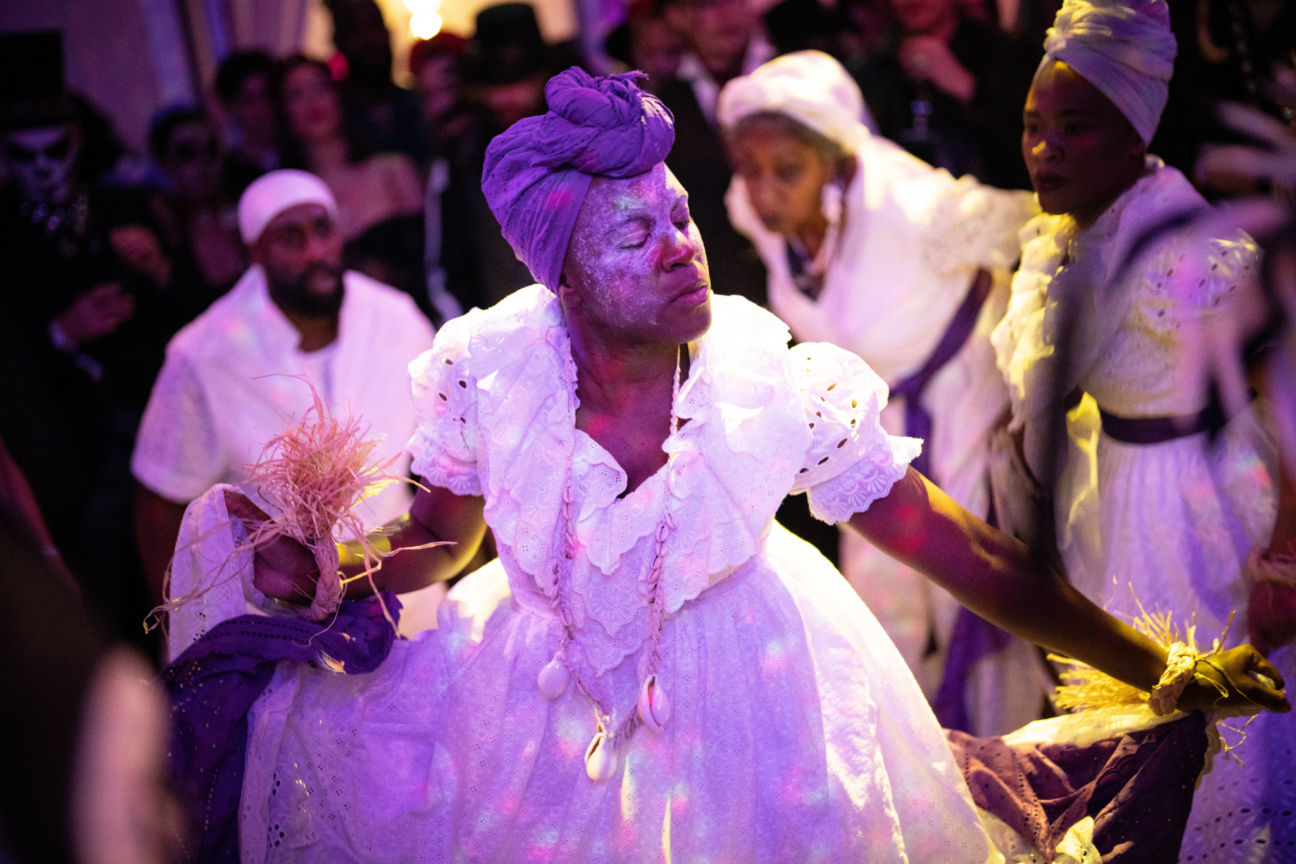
left=788, top=343, right=923, bottom=524
left=407, top=314, right=483, bottom=497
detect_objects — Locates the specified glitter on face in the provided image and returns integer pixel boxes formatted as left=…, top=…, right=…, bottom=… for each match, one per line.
left=561, top=163, right=713, bottom=347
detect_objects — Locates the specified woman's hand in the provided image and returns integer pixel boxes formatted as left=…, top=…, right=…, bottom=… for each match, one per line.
left=1176, top=644, right=1290, bottom=714
left=223, top=490, right=317, bottom=605
left=110, top=225, right=172, bottom=287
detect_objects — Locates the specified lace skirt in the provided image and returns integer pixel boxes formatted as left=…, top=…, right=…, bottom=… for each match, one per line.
left=239, top=524, right=994, bottom=863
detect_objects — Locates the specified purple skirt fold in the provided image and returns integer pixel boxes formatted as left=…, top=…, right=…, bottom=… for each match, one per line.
left=948, top=711, right=1208, bottom=862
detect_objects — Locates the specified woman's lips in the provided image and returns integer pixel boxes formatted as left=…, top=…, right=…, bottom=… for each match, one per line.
left=1033, top=173, right=1066, bottom=192
left=674, top=283, right=710, bottom=306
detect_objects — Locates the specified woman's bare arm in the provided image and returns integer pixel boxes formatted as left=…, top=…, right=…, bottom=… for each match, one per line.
left=849, top=467, right=1289, bottom=713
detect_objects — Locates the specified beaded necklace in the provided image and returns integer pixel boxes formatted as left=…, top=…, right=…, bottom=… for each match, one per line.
left=535, top=341, right=681, bottom=782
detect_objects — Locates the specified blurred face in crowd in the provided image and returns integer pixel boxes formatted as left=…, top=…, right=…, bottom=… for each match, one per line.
left=892, top=0, right=955, bottom=36
left=729, top=113, right=845, bottom=241
left=252, top=202, right=346, bottom=318
left=561, top=163, right=712, bottom=346
left=331, top=0, right=394, bottom=88
left=282, top=63, right=345, bottom=146
left=632, top=17, right=685, bottom=86
left=1023, top=61, right=1147, bottom=228
left=668, top=0, right=756, bottom=77
left=3, top=123, right=80, bottom=204
left=160, top=118, right=224, bottom=200
left=477, top=75, right=548, bottom=132
left=226, top=71, right=277, bottom=150
left=416, top=53, right=461, bottom=126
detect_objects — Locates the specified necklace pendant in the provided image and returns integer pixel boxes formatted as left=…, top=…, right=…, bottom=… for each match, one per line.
left=637, top=674, right=671, bottom=733
left=537, top=657, right=570, bottom=700
left=585, top=730, right=617, bottom=782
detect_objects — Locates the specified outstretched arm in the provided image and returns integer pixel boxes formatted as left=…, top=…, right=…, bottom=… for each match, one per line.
left=849, top=467, right=1289, bottom=714
left=226, top=482, right=487, bottom=605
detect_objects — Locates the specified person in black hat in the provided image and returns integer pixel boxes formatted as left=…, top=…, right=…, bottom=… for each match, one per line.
left=0, top=32, right=206, bottom=655
left=326, top=0, right=428, bottom=162
left=434, top=3, right=588, bottom=314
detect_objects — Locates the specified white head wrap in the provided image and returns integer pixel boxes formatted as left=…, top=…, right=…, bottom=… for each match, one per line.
left=1038, top=0, right=1176, bottom=144
left=717, top=50, right=876, bottom=153
left=237, top=169, right=339, bottom=245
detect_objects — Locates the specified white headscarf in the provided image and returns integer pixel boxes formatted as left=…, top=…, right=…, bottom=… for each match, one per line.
left=237, top=169, right=340, bottom=245
left=716, top=50, right=876, bottom=152
left=1038, top=0, right=1176, bottom=144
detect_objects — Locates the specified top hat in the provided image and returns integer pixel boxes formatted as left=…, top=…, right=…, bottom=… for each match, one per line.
left=461, top=3, right=550, bottom=86
left=0, top=31, right=75, bottom=131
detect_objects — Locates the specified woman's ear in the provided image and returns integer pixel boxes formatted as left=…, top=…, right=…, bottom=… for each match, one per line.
left=556, top=269, right=582, bottom=308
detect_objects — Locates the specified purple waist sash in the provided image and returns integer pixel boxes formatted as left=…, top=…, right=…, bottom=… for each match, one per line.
left=1099, top=403, right=1228, bottom=445
left=890, top=268, right=993, bottom=477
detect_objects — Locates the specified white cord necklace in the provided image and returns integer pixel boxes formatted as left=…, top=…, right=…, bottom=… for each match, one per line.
left=535, top=341, right=682, bottom=782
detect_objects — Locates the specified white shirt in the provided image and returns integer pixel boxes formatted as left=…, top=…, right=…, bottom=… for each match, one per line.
left=132, top=265, right=437, bottom=532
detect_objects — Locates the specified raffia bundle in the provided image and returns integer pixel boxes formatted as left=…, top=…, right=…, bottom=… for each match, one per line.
left=243, top=384, right=404, bottom=624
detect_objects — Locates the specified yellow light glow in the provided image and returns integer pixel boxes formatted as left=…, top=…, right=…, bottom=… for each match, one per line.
left=410, top=10, right=442, bottom=37
left=404, top=0, right=443, bottom=39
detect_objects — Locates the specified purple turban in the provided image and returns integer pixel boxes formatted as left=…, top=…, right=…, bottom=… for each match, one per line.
left=482, top=68, right=675, bottom=292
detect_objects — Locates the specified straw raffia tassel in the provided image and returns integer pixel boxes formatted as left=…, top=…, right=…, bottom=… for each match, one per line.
left=240, top=378, right=445, bottom=630
left=1048, top=596, right=1233, bottom=714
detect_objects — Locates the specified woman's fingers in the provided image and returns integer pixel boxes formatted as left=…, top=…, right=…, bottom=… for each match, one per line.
left=223, top=489, right=270, bottom=524
left=222, top=490, right=318, bottom=603
left=1212, top=646, right=1290, bottom=713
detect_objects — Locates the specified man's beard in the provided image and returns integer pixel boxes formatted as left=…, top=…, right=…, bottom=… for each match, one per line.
left=268, top=262, right=345, bottom=318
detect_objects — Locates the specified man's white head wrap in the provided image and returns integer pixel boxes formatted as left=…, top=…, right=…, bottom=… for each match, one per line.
left=717, top=50, right=876, bottom=153
left=1038, top=0, right=1176, bottom=144
left=237, top=169, right=339, bottom=245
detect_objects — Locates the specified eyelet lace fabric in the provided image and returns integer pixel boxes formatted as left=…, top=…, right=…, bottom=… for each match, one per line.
left=407, top=285, right=920, bottom=677
left=221, top=286, right=1003, bottom=862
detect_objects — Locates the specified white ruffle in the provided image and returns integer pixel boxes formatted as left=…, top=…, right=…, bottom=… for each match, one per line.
left=407, top=285, right=913, bottom=675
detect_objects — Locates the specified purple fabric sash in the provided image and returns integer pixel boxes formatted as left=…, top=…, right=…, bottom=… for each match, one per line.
left=160, top=593, right=401, bottom=864
left=1099, top=404, right=1227, bottom=445
left=947, top=711, right=1208, bottom=862
left=890, top=268, right=993, bottom=478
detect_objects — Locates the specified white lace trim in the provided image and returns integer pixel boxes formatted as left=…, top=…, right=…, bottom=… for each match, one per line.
left=407, top=285, right=912, bottom=675
left=807, top=435, right=922, bottom=524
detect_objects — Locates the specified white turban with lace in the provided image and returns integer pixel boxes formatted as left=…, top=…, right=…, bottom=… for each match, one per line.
left=717, top=50, right=876, bottom=153
left=1038, top=0, right=1177, bottom=144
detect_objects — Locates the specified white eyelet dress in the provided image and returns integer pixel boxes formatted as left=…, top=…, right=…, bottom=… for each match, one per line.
left=230, top=286, right=998, bottom=863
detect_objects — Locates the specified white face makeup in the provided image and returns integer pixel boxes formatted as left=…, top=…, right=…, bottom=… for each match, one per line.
left=560, top=163, right=713, bottom=346
left=3, top=124, right=79, bottom=205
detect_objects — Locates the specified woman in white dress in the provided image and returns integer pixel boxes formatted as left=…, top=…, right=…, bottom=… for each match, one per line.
left=990, top=0, right=1296, bottom=855
left=718, top=52, right=1046, bottom=734
left=169, top=68, right=1287, bottom=863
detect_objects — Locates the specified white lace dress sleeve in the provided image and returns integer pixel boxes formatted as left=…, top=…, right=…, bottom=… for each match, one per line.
left=407, top=314, right=482, bottom=497
left=788, top=342, right=923, bottom=524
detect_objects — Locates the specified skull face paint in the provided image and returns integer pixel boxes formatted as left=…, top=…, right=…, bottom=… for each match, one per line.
left=560, top=163, right=712, bottom=347
left=3, top=124, right=79, bottom=205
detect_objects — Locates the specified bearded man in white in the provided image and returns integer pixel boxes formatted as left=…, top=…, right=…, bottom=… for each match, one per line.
left=132, top=170, right=438, bottom=642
